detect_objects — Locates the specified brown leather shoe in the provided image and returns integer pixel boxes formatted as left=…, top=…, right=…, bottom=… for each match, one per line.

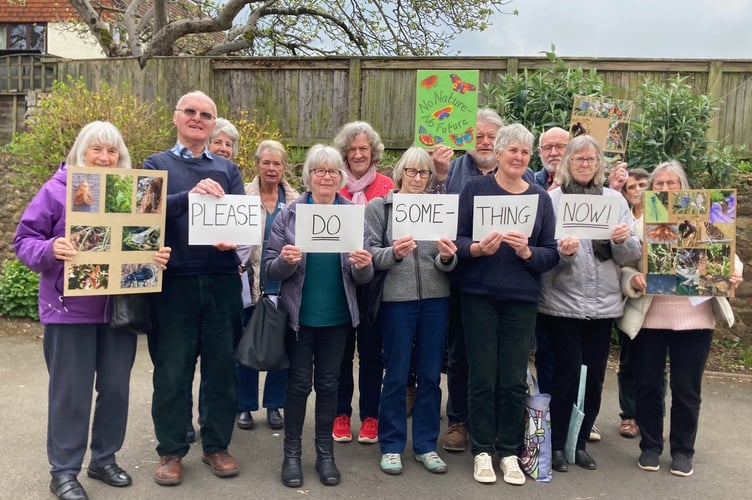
left=620, top=418, right=639, bottom=438
left=202, top=450, right=240, bottom=477
left=154, top=455, right=182, bottom=486
left=442, top=422, right=468, bottom=452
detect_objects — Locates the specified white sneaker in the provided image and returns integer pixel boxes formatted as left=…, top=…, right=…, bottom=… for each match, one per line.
left=500, top=455, right=526, bottom=485
left=473, top=452, right=496, bottom=483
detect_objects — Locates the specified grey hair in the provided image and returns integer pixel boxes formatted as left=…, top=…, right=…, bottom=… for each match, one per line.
left=554, top=135, right=606, bottom=187
left=392, top=147, right=434, bottom=190
left=255, top=139, right=288, bottom=168
left=301, top=144, right=347, bottom=191
left=333, top=121, right=384, bottom=166
left=476, top=108, right=504, bottom=129
left=66, top=121, right=131, bottom=169
left=210, top=118, right=239, bottom=158
left=650, top=160, right=691, bottom=190
left=494, top=123, right=535, bottom=153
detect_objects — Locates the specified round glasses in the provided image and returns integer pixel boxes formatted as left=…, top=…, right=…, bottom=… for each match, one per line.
left=403, top=168, right=431, bottom=179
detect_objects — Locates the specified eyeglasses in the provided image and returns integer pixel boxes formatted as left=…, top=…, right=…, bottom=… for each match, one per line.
left=625, top=182, right=649, bottom=191
left=312, top=168, right=341, bottom=178
left=176, top=108, right=215, bottom=121
left=403, top=168, right=431, bottom=179
left=571, top=156, right=597, bottom=165
left=540, top=143, right=568, bottom=152
left=652, top=180, right=681, bottom=189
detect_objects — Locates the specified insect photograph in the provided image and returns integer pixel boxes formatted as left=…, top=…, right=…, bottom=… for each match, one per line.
left=136, top=176, right=163, bottom=214
left=105, top=174, right=133, bottom=213
left=645, top=223, right=679, bottom=244
left=709, top=191, right=736, bottom=223
left=675, top=248, right=701, bottom=295
left=71, top=173, right=100, bottom=212
left=68, top=263, right=109, bottom=290
left=647, top=243, right=674, bottom=274
left=122, top=226, right=161, bottom=251
left=70, top=225, right=111, bottom=252
left=678, top=219, right=700, bottom=246
left=605, top=121, right=627, bottom=152
left=644, top=191, right=669, bottom=222
left=121, top=263, right=158, bottom=289
left=671, top=191, right=707, bottom=215
left=646, top=273, right=676, bottom=295
left=702, top=221, right=732, bottom=243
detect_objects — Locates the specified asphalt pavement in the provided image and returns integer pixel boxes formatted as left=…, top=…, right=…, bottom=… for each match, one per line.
left=1, top=332, right=751, bottom=500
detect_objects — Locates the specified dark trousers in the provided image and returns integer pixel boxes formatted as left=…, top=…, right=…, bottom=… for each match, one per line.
left=336, top=320, right=382, bottom=420
left=379, top=298, right=448, bottom=455
left=533, top=322, right=555, bottom=395
left=285, top=323, right=351, bottom=443
left=44, top=323, right=136, bottom=477
left=445, top=287, right=468, bottom=425
left=634, top=328, right=712, bottom=458
left=463, top=296, right=536, bottom=457
left=538, top=314, right=612, bottom=451
left=148, top=274, right=242, bottom=457
left=617, top=329, right=637, bottom=419
left=237, top=364, right=287, bottom=411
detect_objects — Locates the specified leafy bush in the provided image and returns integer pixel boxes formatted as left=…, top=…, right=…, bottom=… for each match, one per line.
left=483, top=47, right=611, bottom=170
left=0, top=259, right=40, bottom=320
left=625, top=75, right=741, bottom=188
left=4, top=76, right=174, bottom=186
left=223, top=109, right=283, bottom=182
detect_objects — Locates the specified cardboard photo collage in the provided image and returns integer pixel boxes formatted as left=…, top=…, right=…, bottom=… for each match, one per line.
left=64, top=166, right=168, bottom=296
left=643, top=189, right=736, bottom=297
left=570, top=95, right=634, bottom=159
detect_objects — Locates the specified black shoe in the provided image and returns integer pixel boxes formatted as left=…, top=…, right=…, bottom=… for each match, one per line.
left=315, top=458, right=341, bottom=486
left=281, top=456, right=303, bottom=487
left=50, top=474, right=88, bottom=500
left=237, top=411, right=255, bottom=430
left=186, top=423, right=196, bottom=443
left=267, top=408, right=284, bottom=430
left=575, top=449, right=597, bottom=470
left=87, top=463, right=132, bottom=487
left=552, top=450, right=568, bottom=472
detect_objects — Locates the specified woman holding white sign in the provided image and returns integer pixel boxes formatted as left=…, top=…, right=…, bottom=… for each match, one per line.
left=264, top=144, right=373, bottom=488
left=14, top=121, right=171, bottom=500
left=537, top=135, right=640, bottom=473
left=619, top=160, right=743, bottom=477
left=455, top=123, right=559, bottom=485
left=365, top=147, right=457, bottom=476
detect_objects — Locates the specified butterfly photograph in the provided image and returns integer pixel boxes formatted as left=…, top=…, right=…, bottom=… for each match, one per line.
left=702, top=221, right=732, bottom=243
left=71, top=173, right=100, bottom=213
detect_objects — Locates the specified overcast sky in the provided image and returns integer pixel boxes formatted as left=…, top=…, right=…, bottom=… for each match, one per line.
left=449, top=0, right=752, bottom=59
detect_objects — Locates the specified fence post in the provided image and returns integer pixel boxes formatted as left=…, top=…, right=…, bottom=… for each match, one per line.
left=347, top=57, right=362, bottom=122
left=706, top=60, right=723, bottom=146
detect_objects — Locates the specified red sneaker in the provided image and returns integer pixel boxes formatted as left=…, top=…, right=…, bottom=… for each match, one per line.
left=332, top=415, right=352, bottom=442
left=358, top=417, right=378, bottom=444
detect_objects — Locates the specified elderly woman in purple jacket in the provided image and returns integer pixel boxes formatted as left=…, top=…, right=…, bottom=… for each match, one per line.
left=264, top=144, right=373, bottom=489
left=14, top=121, right=170, bottom=500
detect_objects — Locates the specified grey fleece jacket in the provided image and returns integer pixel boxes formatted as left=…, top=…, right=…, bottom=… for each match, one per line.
left=365, top=192, right=457, bottom=302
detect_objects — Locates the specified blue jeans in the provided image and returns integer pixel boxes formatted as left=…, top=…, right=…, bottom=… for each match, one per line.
left=237, top=364, right=287, bottom=411
left=336, top=319, right=383, bottom=420
left=378, top=298, right=448, bottom=455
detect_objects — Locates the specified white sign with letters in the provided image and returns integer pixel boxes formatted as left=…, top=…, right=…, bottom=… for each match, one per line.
left=392, top=193, right=459, bottom=240
left=472, top=194, right=539, bottom=240
left=295, top=204, right=365, bottom=253
left=554, top=194, right=621, bottom=239
left=188, top=193, right=262, bottom=245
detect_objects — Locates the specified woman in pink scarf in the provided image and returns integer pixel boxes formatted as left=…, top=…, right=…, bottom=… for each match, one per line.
left=332, top=121, right=394, bottom=444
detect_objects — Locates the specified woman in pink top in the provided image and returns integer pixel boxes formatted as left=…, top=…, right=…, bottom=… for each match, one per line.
left=331, top=121, right=394, bottom=444
left=620, top=160, right=743, bottom=477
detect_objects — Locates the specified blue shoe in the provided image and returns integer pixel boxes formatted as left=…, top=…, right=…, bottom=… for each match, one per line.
left=380, top=453, right=402, bottom=475
left=415, top=451, right=447, bottom=474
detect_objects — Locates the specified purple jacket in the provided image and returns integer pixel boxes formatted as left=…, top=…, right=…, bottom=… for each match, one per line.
left=14, top=163, right=109, bottom=324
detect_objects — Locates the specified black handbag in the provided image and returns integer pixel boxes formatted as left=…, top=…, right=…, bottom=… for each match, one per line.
left=234, top=294, right=289, bottom=371
left=109, top=293, right=152, bottom=334
left=357, top=200, right=390, bottom=326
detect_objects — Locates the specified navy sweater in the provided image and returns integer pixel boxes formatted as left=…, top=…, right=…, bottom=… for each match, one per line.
left=143, top=151, right=245, bottom=275
left=454, top=174, right=559, bottom=303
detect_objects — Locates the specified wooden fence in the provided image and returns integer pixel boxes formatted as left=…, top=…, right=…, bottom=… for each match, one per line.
left=2, top=55, right=752, bottom=155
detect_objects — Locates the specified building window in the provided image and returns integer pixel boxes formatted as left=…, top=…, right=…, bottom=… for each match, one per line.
left=2, top=23, right=46, bottom=52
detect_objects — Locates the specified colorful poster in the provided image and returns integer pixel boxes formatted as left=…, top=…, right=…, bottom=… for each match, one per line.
left=643, top=189, right=736, bottom=297
left=415, top=70, right=479, bottom=150
left=570, top=95, right=634, bottom=159
left=64, top=165, right=167, bottom=296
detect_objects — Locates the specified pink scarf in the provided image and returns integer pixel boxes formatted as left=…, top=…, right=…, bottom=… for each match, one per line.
left=345, top=165, right=376, bottom=205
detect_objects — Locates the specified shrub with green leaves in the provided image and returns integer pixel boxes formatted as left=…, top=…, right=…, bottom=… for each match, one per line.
left=0, top=259, right=40, bottom=320
left=626, top=75, right=742, bottom=188
left=483, top=48, right=611, bottom=170
left=4, top=76, right=174, bottom=187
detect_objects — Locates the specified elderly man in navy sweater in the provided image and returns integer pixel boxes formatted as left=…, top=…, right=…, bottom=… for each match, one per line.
left=144, top=91, right=245, bottom=486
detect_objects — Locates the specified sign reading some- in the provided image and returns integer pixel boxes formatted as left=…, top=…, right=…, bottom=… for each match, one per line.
left=392, top=194, right=459, bottom=240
